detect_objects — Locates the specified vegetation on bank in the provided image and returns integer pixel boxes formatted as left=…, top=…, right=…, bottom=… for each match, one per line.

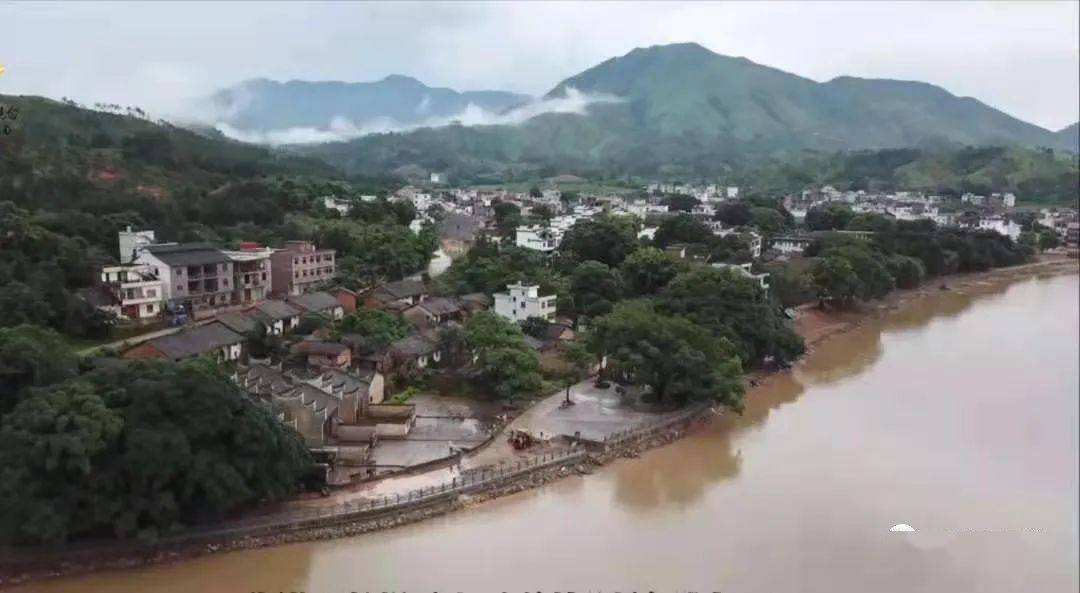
left=0, top=326, right=313, bottom=545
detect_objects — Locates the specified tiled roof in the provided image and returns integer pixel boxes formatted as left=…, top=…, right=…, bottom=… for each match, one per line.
left=252, top=300, right=302, bottom=321
left=148, top=322, right=243, bottom=360
left=390, top=334, right=437, bottom=357
left=215, top=311, right=259, bottom=335
left=288, top=291, right=341, bottom=313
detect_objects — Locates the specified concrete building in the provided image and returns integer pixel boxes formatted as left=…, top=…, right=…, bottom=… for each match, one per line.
left=133, top=243, right=234, bottom=312
left=494, top=283, right=557, bottom=323
left=270, top=241, right=336, bottom=296
left=117, top=226, right=156, bottom=264
left=123, top=322, right=245, bottom=362
left=711, top=262, right=770, bottom=291
left=770, top=236, right=813, bottom=256
left=515, top=225, right=560, bottom=253
left=223, top=244, right=273, bottom=306
left=99, top=264, right=164, bottom=320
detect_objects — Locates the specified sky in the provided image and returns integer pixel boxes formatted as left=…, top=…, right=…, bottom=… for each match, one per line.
left=4, top=1, right=1079, bottom=130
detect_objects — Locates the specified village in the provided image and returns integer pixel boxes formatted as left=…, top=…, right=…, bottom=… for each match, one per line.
left=77, top=172, right=1079, bottom=492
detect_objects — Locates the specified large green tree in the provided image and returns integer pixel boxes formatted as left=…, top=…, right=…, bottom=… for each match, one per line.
left=619, top=247, right=682, bottom=296
left=590, top=302, right=743, bottom=409
left=658, top=268, right=805, bottom=366
left=463, top=312, right=543, bottom=399
left=569, top=260, right=622, bottom=321
left=559, top=216, right=639, bottom=267
left=0, top=325, right=79, bottom=414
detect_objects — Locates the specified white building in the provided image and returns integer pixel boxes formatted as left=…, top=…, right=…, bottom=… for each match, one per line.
left=770, top=236, right=813, bottom=256
left=977, top=216, right=1022, bottom=241
left=322, top=196, right=352, bottom=215
left=726, top=186, right=739, bottom=199
left=493, top=283, right=557, bottom=323
left=515, top=225, right=561, bottom=253
left=430, top=172, right=443, bottom=184
left=118, top=226, right=156, bottom=264
left=711, top=262, right=770, bottom=291
left=100, top=264, right=164, bottom=320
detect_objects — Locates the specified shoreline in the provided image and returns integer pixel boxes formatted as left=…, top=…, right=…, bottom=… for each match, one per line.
left=2, top=256, right=1076, bottom=589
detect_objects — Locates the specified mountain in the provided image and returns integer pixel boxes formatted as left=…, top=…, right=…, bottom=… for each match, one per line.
left=1055, top=123, right=1079, bottom=152
left=298, top=43, right=1074, bottom=179
left=210, top=75, right=529, bottom=133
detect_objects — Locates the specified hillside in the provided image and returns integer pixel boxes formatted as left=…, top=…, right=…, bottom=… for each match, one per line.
left=736, top=146, right=1079, bottom=206
left=1055, top=123, right=1079, bottom=153
left=210, top=76, right=529, bottom=135
left=299, top=43, right=1073, bottom=179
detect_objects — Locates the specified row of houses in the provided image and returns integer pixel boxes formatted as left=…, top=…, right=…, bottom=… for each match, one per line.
left=94, top=227, right=336, bottom=322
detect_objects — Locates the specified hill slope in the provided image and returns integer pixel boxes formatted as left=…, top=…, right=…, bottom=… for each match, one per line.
left=1054, top=123, right=1079, bottom=152
left=210, top=76, right=529, bottom=134
left=300, top=43, right=1072, bottom=179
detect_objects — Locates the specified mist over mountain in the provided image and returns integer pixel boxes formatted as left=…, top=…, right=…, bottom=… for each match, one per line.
left=291, top=43, right=1074, bottom=179
left=208, top=75, right=530, bottom=143
left=1055, top=123, right=1079, bottom=153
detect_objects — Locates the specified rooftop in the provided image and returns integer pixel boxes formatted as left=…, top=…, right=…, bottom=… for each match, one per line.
left=287, top=291, right=341, bottom=313
left=143, top=243, right=230, bottom=267
left=145, top=322, right=244, bottom=360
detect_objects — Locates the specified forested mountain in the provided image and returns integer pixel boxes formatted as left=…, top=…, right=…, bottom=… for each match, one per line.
left=298, top=43, right=1075, bottom=180
left=1055, top=123, right=1079, bottom=153
left=210, top=75, right=528, bottom=133
left=734, top=147, right=1079, bottom=206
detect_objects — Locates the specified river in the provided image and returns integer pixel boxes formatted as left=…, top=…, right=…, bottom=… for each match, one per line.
left=13, top=273, right=1079, bottom=593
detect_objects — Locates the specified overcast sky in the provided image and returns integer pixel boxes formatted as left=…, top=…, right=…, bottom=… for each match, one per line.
left=4, top=1, right=1078, bottom=129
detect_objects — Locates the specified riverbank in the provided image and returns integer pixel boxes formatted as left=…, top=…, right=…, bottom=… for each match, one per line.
left=3, top=257, right=1076, bottom=589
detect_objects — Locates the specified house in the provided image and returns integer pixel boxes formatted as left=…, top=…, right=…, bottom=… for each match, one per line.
left=458, top=293, right=493, bottom=315
left=387, top=334, right=441, bottom=371
left=223, top=244, right=273, bottom=306
left=214, top=311, right=260, bottom=335
left=363, top=279, right=428, bottom=309
left=291, top=340, right=352, bottom=369
left=515, top=225, right=561, bottom=252
left=250, top=300, right=303, bottom=334
left=270, top=240, right=336, bottom=296
left=493, top=283, right=557, bottom=323
left=770, top=236, right=813, bottom=256
left=711, top=262, right=770, bottom=291
left=99, top=264, right=164, bottom=321
left=132, top=242, right=234, bottom=313
left=123, top=322, right=244, bottom=362
left=402, top=297, right=463, bottom=329
left=330, top=286, right=360, bottom=314
left=288, top=291, right=345, bottom=320
left=235, top=363, right=343, bottom=448
left=1066, top=222, right=1079, bottom=248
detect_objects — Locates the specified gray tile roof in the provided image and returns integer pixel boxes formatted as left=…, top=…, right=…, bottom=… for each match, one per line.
left=379, top=279, right=427, bottom=300
left=149, top=322, right=244, bottom=360
left=390, top=334, right=437, bottom=357
left=288, top=291, right=341, bottom=313
left=252, top=300, right=302, bottom=321
left=215, top=311, right=259, bottom=335
left=144, top=243, right=230, bottom=267
left=416, top=296, right=461, bottom=317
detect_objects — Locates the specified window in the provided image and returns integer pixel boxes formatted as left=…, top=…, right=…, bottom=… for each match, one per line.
left=261, top=272, right=267, bottom=281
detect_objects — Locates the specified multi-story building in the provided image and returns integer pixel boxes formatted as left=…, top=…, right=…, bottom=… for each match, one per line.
left=134, top=243, right=234, bottom=312
left=223, top=243, right=273, bottom=305
left=493, top=283, right=557, bottom=323
left=270, top=241, right=336, bottom=296
left=99, top=264, right=164, bottom=320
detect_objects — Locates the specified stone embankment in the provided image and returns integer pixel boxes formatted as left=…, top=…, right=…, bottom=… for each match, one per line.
left=0, top=402, right=711, bottom=588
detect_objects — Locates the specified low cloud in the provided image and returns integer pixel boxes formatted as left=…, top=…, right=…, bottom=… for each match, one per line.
left=211, top=87, right=620, bottom=146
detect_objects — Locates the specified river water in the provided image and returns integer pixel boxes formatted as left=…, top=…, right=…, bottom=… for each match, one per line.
left=14, top=273, right=1079, bottom=593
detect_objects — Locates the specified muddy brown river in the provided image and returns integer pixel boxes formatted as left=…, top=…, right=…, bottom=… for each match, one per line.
left=13, top=273, right=1079, bottom=593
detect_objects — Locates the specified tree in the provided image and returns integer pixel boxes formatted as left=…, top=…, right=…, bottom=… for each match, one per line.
left=0, top=360, right=312, bottom=544
left=619, top=247, right=682, bottom=296
left=519, top=316, right=550, bottom=338
left=589, top=302, right=743, bottom=409
left=0, top=325, right=79, bottom=414
left=709, top=234, right=754, bottom=264
left=463, top=313, right=542, bottom=399
left=1039, top=231, right=1061, bottom=251
left=715, top=201, right=753, bottom=227
left=886, top=255, right=925, bottom=289
left=559, top=216, right=639, bottom=267
left=295, top=312, right=330, bottom=335
left=339, top=310, right=408, bottom=351
left=653, top=213, right=711, bottom=248
left=493, top=201, right=523, bottom=237
left=805, top=203, right=855, bottom=231
left=661, top=193, right=699, bottom=212
left=659, top=268, right=805, bottom=366
left=813, top=256, right=862, bottom=308
left=0, top=381, right=122, bottom=544
left=570, top=260, right=621, bottom=321
left=822, top=245, right=895, bottom=300
left=531, top=204, right=555, bottom=222
left=749, top=207, right=786, bottom=233
left=559, top=341, right=593, bottom=404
